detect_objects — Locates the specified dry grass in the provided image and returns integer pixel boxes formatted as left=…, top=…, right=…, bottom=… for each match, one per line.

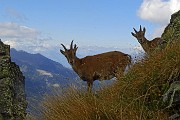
left=27, top=41, right=180, bottom=120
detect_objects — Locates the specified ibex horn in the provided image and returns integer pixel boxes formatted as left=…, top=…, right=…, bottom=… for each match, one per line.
left=61, top=44, right=67, bottom=51
left=70, top=40, right=74, bottom=49
left=140, top=25, right=142, bottom=31
left=133, top=28, right=138, bottom=33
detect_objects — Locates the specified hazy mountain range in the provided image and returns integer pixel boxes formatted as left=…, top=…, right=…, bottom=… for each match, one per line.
left=10, top=48, right=78, bottom=92
left=10, top=48, right=79, bottom=112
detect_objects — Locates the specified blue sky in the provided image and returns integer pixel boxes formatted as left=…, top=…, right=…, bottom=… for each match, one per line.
left=0, top=0, right=180, bottom=67
left=0, top=1, right=142, bottom=47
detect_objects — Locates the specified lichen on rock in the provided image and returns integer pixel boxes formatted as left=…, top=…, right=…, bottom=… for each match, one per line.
left=161, top=10, right=180, bottom=120
left=161, top=10, right=180, bottom=43
left=163, top=81, right=180, bottom=120
left=0, top=39, right=27, bottom=120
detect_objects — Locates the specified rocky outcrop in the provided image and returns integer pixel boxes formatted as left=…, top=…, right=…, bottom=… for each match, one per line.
left=161, top=10, right=180, bottom=120
left=163, top=81, right=180, bottom=119
left=161, top=10, right=180, bottom=42
left=0, top=40, right=27, bottom=120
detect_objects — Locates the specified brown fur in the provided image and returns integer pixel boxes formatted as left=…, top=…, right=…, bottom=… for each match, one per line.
left=131, top=25, right=166, bottom=54
left=60, top=41, right=131, bottom=92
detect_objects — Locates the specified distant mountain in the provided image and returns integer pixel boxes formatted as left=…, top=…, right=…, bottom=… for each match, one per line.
left=10, top=48, right=78, bottom=112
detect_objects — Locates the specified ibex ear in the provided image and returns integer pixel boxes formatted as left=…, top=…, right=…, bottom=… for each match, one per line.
left=60, top=49, right=65, bottom=55
left=131, top=32, right=136, bottom=37
left=74, top=44, right=78, bottom=52
left=75, top=47, right=78, bottom=52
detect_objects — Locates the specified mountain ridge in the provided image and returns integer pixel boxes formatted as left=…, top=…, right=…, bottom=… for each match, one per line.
left=10, top=48, right=78, bottom=113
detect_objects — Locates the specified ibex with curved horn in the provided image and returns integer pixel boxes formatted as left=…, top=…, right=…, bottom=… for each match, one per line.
left=60, top=41, right=131, bottom=92
left=131, top=25, right=166, bottom=54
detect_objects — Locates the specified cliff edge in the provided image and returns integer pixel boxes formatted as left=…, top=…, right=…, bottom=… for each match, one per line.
left=0, top=40, right=27, bottom=120
left=162, top=10, right=180, bottom=42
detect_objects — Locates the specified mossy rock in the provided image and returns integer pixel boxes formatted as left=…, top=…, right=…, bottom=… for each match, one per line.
left=0, top=114, right=3, bottom=120
left=0, top=40, right=27, bottom=120
left=1, top=70, right=10, bottom=78
left=162, top=10, right=180, bottom=42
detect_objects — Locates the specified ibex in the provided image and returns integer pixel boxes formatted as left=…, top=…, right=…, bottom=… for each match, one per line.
left=131, top=25, right=166, bottom=54
left=60, top=41, right=131, bottom=92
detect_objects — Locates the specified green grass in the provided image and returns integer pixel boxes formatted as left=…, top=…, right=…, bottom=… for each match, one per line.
left=26, top=40, right=180, bottom=120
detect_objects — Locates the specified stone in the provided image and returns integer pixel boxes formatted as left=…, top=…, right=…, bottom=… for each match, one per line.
left=163, top=81, right=180, bottom=120
left=161, top=10, right=180, bottom=43
left=0, top=40, right=27, bottom=120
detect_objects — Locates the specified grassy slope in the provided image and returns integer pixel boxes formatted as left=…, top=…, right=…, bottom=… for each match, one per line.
left=27, top=40, right=180, bottom=120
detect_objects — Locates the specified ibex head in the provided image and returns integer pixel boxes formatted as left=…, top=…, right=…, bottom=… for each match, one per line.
left=60, top=40, right=78, bottom=66
left=131, top=25, right=146, bottom=44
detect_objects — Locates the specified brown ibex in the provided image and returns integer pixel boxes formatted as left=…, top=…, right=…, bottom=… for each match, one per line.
left=131, top=25, right=166, bottom=54
left=60, top=41, right=131, bottom=92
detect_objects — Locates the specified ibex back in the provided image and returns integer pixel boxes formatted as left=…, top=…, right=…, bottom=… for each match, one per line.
left=60, top=41, right=131, bottom=92
left=131, top=25, right=166, bottom=54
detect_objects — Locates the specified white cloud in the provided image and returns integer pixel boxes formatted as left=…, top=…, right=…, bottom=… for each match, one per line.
left=151, top=25, right=167, bottom=38
left=138, top=0, right=180, bottom=38
left=3, top=40, right=18, bottom=48
left=0, top=22, right=39, bottom=39
left=0, top=22, right=53, bottom=52
left=170, top=0, right=180, bottom=13
left=138, top=0, right=180, bottom=24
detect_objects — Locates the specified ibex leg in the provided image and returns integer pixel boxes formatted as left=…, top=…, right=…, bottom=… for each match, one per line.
left=87, top=81, right=93, bottom=92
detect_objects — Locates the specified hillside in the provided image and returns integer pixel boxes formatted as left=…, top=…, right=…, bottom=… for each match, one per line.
left=28, top=40, right=179, bottom=120
left=27, top=11, right=180, bottom=120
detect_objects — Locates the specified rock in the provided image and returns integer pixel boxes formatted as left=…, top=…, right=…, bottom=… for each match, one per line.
left=163, top=81, right=180, bottom=120
left=0, top=40, right=27, bottom=120
left=161, top=10, right=180, bottom=43
left=161, top=10, right=180, bottom=120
